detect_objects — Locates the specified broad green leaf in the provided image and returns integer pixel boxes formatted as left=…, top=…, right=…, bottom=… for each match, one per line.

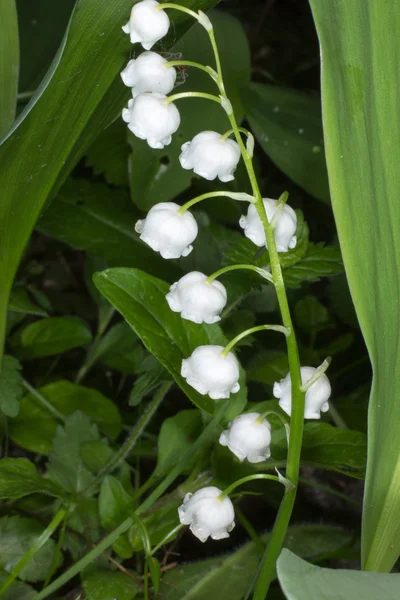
left=0, top=570, right=35, bottom=600
left=242, top=83, right=330, bottom=203
left=129, top=10, right=251, bottom=209
left=155, top=410, right=202, bottom=475
left=82, top=563, right=139, bottom=600
left=85, top=119, right=129, bottom=187
left=0, top=516, right=62, bottom=582
left=277, top=549, right=400, bottom=600
left=0, top=355, right=22, bottom=417
left=99, top=475, right=134, bottom=559
left=294, top=296, right=330, bottom=331
left=0, top=458, right=62, bottom=499
left=94, top=268, right=248, bottom=419
left=247, top=351, right=289, bottom=386
left=159, top=525, right=353, bottom=600
left=47, top=411, right=99, bottom=495
left=9, top=316, right=92, bottom=359
left=309, top=0, right=400, bottom=571
left=283, top=243, right=344, bottom=288
left=0, top=0, right=19, bottom=137
left=9, top=380, right=121, bottom=454
left=37, top=179, right=181, bottom=280
left=8, top=286, right=48, bottom=317
left=67, top=497, right=101, bottom=546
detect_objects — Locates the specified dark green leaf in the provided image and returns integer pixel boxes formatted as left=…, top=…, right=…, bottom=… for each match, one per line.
left=277, top=549, right=400, bottom=600
left=67, top=497, right=101, bottom=546
left=10, top=316, right=92, bottom=359
left=0, top=355, right=22, bottom=417
left=295, top=296, right=330, bottom=331
left=94, top=268, right=247, bottom=419
left=283, top=243, right=344, bottom=288
left=242, top=83, right=330, bottom=203
left=247, top=351, right=289, bottom=386
left=0, top=570, right=35, bottom=600
left=85, top=119, right=129, bottom=187
left=82, top=563, right=139, bottom=600
left=0, top=516, right=62, bottom=582
left=155, top=410, right=203, bottom=475
left=130, top=356, right=168, bottom=406
left=9, top=286, right=48, bottom=317
left=0, top=458, right=62, bottom=499
left=99, top=475, right=134, bottom=559
left=149, top=556, right=161, bottom=597
left=9, top=380, right=121, bottom=454
left=0, top=0, right=19, bottom=137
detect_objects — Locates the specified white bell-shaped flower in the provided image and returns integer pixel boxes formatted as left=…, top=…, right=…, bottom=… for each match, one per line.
left=273, top=367, right=331, bottom=419
left=122, top=0, right=170, bottom=50
left=181, top=345, right=240, bottom=400
left=179, top=131, right=241, bottom=182
left=239, top=198, right=297, bottom=252
left=122, top=93, right=180, bottom=149
left=121, top=51, right=176, bottom=96
left=166, top=272, right=227, bottom=324
left=178, top=486, right=235, bottom=542
left=135, top=202, right=198, bottom=259
left=219, top=412, right=272, bottom=463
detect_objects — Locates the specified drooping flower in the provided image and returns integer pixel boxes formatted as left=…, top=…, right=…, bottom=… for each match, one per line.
left=273, top=367, right=331, bottom=419
left=239, top=198, right=297, bottom=252
left=122, top=93, right=180, bottom=149
left=219, top=412, right=272, bottom=463
left=178, top=486, right=235, bottom=542
left=179, top=131, right=241, bottom=182
left=121, top=51, right=177, bottom=96
left=135, top=202, right=198, bottom=259
left=166, top=272, right=227, bottom=324
left=122, top=0, right=170, bottom=50
left=181, top=345, right=240, bottom=400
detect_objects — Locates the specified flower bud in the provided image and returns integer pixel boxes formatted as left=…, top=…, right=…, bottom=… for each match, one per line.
left=121, top=51, right=177, bottom=96
left=166, top=272, right=227, bottom=324
left=219, top=412, right=272, bottom=463
left=178, top=486, right=235, bottom=542
left=135, top=202, right=198, bottom=259
left=273, top=367, right=331, bottom=419
left=122, top=92, right=180, bottom=149
left=122, top=0, right=170, bottom=50
left=179, top=131, right=241, bottom=182
left=181, top=345, right=240, bottom=400
left=239, top=198, right=297, bottom=252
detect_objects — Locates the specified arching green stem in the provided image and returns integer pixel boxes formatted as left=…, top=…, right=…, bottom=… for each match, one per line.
left=206, top=264, right=273, bottom=284
left=221, top=325, right=290, bottom=357
left=178, top=191, right=254, bottom=215
left=300, top=357, right=332, bottom=392
left=218, top=474, right=286, bottom=501
left=156, top=3, right=199, bottom=19
left=164, top=60, right=217, bottom=79
left=221, top=126, right=251, bottom=141
left=165, top=91, right=221, bottom=105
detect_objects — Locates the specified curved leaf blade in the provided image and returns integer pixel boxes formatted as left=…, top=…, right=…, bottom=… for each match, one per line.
left=0, top=0, right=19, bottom=137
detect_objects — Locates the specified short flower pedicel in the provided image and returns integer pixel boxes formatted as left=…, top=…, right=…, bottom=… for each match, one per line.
left=273, top=366, right=331, bottom=419
left=178, top=486, right=235, bottom=542
left=121, top=51, right=177, bottom=95
left=179, top=131, right=241, bottom=182
left=166, top=272, right=227, bottom=324
left=240, top=198, right=297, bottom=252
left=122, top=0, right=170, bottom=50
left=181, top=345, right=240, bottom=399
left=219, top=412, right=272, bottom=463
left=135, top=202, right=198, bottom=259
left=122, top=93, right=180, bottom=149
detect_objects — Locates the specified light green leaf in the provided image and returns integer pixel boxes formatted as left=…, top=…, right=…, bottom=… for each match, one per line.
left=9, top=380, right=121, bottom=454
left=277, top=549, right=400, bottom=600
left=0, top=458, right=62, bottom=499
left=283, top=243, right=344, bottom=288
left=242, top=83, right=330, bottom=203
left=308, top=0, right=400, bottom=570
left=0, top=516, right=62, bottom=582
left=94, top=268, right=247, bottom=419
left=82, top=563, right=139, bottom=600
left=155, top=410, right=202, bottom=475
left=0, top=355, right=22, bottom=417
left=0, top=570, right=35, bottom=600
left=9, top=286, right=48, bottom=317
left=0, top=0, right=19, bottom=137
left=47, top=411, right=99, bottom=495
left=10, top=316, right=92, bottom=359
left=159, top=525, right=353, bottom=600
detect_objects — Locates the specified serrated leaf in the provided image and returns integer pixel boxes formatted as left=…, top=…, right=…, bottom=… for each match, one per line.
left=283, top=243, right=344, bottom=288
left=0, top=516, right=62, bottom=582
left=82, top=563, right=139, bottom=600
left=85, top=119, right=129, bottom=187
left=0, top=355, right=22, bottom=417
left=47, top=411, right=99, bottom=495
left=94, top=268, right=247, bottom=420
left=9, top=380, right=121, bottom=454
left=0, top=570, right=35, bottom=600
left=0, top=458, right=62, bottom=499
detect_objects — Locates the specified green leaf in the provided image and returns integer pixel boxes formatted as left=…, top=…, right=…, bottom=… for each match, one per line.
left=10, top=316, right=92, bottom=359
left=0, top=355, right=22, bottom=417
left=8, top=286, right=48, bottom=317
left=149, top=556, right=161, bottom=597
left=94, top=268, right=247, bottom=419
left=0, top=516, right=62, bottom=582
left=99, top=475, right=134, bottom=559
left=47, top=411, right=99, bottom=495
left=155, top=410, right=203, bottom=475
left=37, top=179, right=182, bottom=280
left=85, top=119, right=129, bottom=187
left=277, top=549, right=400, bottom=600
left=247, top=351, right=289, bottom=386
left=0, top=571, right=35, bottom=600
left=9, top=380, right=121, bottom=454
left=242, top=83, right=330, bottom=203
left=0, top=0, right=19, bottom=138
left=0, top=458, right=62, bottom=499
left=82, top=563, right=139, bottom=600
left=129, top=356, right=168, bottom=406
left=283, top=243, right=344, bottom=288
left=159, top=525, right=353, bottom=600
left=129, top=10, right=251, bottom=210
left=308, top=0, right=400, bottom=571
left=294, top=296, right=330, bottom=331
